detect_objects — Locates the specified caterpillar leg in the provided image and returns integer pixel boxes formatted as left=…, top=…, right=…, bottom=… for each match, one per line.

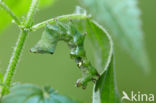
left=74, top=57, right=100, bottom=89
left=76, top=69, right=100, bottom=89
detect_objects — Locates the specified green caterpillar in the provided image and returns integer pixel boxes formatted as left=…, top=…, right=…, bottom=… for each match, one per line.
left=30, top=20, right=99, bottom=89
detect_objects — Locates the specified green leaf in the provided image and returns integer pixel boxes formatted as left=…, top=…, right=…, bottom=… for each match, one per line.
left=84, top=20, right=113, bottom=74
left=80, top=0, right=150, bottom=71
left=1, top=84, right=79, bottom=103
left=93, top=56, right=121, bottom=103
left=0, top=0, right=55, bottom=32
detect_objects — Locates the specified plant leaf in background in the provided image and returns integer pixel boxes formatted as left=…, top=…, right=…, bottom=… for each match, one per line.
left=93, top=56, right=121, bottom=103
left=80, top=0, right=150, bottom=71
left=0, top=0, right=54, bottom=32
left=1, top=84, right=79, bottom=103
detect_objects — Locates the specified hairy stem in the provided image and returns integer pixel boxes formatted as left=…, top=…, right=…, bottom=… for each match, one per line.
left=32, top=14, right=89, bottom=31
left=1, top=30, right=28, bottom=95
left=0, top=0, right=40, bottom=96
left=0, top=1, right=20, bottom=25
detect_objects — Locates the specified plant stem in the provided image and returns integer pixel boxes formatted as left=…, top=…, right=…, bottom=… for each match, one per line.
left=0, top=0, right=40, bottom=96
left=0, top=1, right=20, bottom=25
left=1, top=30, right=28, bottom=95
left=32, top=14, right=89, bottom=31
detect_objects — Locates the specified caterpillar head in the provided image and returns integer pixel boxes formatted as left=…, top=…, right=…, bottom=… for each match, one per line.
left=30, top=24, right=59, bottom=54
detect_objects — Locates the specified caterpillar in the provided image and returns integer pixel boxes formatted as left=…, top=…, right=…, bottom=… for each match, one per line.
left=30, top=20, right=99, bottom=89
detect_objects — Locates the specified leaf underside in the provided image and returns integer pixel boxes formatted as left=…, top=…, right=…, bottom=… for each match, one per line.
left=80, top=0, right=149, bottom=71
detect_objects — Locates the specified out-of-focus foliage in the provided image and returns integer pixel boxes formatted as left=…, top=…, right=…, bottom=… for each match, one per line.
left=0, top=0, right=54, bottom=32
left=80, top=0, right=149, bottom=71
left=1, top=84, right=79, bottom=103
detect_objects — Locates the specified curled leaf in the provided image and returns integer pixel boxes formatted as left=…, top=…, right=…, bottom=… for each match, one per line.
left=93, top=56, right=121, bottom=103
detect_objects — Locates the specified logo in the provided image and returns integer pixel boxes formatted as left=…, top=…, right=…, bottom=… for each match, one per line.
left=122, top=91, right=155, bottom=102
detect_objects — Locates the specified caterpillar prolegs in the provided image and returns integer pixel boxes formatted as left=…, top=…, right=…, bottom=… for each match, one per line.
left=30, top=20, right=100, bottom=89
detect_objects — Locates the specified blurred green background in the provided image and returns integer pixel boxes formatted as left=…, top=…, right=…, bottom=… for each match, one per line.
left=0, top=0, right=155, bottom=102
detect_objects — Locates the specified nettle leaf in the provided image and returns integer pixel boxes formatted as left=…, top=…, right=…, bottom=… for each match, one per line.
left=0, top=0, right=54, bottom=32
left=93, top=56, right=121, bottom=103
left=84, top=20, right=113, bottom=75
left=80, top=0, right=149, bottom=71
left=1, top=84, right=79, bottom=103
